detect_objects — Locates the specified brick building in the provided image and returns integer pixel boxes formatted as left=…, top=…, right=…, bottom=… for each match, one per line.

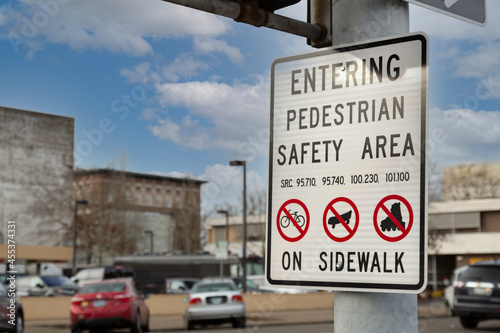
left=74, top=169, right=206, bottom=264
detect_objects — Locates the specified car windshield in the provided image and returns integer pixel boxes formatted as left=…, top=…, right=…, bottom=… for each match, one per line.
left=184, top=280, right=198, bottom=289
left=80, top=282, right=127, bottom=294
left=234, top=278, right=259, bottom=289
left=42, top=275, right=76, bottom=287
left=461, top=266, right=500, bottom=281
left=192, top=282, right=236, bottom=293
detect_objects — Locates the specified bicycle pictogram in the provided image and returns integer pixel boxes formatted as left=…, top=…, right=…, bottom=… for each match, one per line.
left=280, top=210, right=305, bottom=228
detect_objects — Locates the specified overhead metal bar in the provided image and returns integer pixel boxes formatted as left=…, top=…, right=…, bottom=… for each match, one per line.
left=161, top=0, right=326, bottom=44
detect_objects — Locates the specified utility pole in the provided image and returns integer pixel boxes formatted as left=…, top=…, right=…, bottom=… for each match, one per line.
left=331, top=1, right=417, bottom=332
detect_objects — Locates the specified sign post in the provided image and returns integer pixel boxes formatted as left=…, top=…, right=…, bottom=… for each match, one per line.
left=215, top=241, right=228, bottom=278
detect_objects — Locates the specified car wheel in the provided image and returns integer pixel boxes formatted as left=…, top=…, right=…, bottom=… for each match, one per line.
left=141, top=313, right=150, bottom=332
left=71, top=325, right=82, bottom=333
left=232, top=317, right=246, bottom=328
left=186, top=320, right=194, bottom=330
left=459, top=316, right=479, bottom=329
left=9, top=314, right=24, bottom=333
left=131, top=312, right=141, bottom=333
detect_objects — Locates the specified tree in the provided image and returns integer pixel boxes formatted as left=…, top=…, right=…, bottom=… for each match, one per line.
left=28, top=164, right=74, bottom=246
left=442, top=162, right=500, bottom=201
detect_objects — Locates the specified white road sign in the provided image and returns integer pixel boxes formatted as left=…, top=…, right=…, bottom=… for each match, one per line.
left=266, top=33, right=428, bottom=293
left=405, top=0, right=486, bottom=26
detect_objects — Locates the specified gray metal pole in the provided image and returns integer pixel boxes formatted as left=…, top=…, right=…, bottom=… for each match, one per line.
left=331, top=1, right=417, bottom=332
left=162, top=0, right=324, bottom=42
left=242, top=161, right=247, bottom=294
left=332, top=0, right=409, bottom=46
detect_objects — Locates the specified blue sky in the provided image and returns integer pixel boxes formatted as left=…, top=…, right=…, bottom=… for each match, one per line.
left=1, top=0, right=500, bottom=213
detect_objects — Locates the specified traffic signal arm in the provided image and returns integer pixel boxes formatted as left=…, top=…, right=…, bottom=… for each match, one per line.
left=161, top=0, right=328, bottom=46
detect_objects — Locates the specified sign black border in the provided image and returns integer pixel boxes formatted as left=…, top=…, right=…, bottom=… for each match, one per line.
left=266, top=33, right=428, bottom=292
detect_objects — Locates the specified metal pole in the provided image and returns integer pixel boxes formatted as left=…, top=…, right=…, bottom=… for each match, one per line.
left=161, top=0, right=324, bottom=43
left=331, top=1, right=417, bottom=332
left=229, top=160, right=248, bottom=293
left=242, top=162, right=247, bottom=294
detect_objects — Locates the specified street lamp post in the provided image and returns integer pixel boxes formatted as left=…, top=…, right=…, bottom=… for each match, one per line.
left=145, top=230, right=154, bottom=255
left=72, top=200, right=88, bottom=276
left=229, top=160, right=247, bottom=293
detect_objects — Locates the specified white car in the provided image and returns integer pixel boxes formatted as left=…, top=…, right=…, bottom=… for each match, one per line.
left=443, top=265, right=468, bottom=311
left=184, top=278, right=245, bottom=330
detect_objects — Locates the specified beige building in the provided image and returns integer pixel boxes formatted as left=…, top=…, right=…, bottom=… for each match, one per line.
left=428, top=198, right=500, bottom=291
left=204, top=214, right=266, bottom=258
left=74, top=169, right=206, bottom=264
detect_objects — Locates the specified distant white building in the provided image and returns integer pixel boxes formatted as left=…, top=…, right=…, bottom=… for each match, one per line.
left=428, top=198, right=500, bottom=291
left=204, top=214, right=265, bottom=258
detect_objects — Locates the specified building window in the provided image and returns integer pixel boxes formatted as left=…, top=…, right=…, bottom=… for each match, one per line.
left=125, top=186, right=132, bottom=203
left=134, top=193, right=141, bottom=205
left=175, top=191, right=182, bottom=208
left=145, top=188, right=151, bottom=206
left=165, top=190, right=172, bottom=208
left=155, top=189, right=161, bottom=207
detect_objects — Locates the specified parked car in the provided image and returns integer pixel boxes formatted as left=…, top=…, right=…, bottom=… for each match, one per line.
left=0, top=282, right=24, bottom=333
left=184, top=278, right=245, bottom=330
left=166, top=278, right=200, bottom=294
left=453, top=261, right=500, bottom=329
left=70, top=279, right=149, bottom=333
left=71, top=265, right=136, bottom=287
left=16, top=275, right=79, bottom=297
left=443, top=265, right=468, bottom=312
left=231, top=277, right=273, bottom=294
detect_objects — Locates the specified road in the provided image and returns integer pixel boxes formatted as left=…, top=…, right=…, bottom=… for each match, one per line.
left=25, top=317, right=500, bottom=333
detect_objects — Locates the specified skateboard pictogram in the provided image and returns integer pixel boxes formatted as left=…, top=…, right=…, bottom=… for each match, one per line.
left=323, top=197, right=359, bottom=242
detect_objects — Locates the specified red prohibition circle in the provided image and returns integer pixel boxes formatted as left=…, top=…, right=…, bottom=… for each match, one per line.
left=373, top=194, right=414, bottom=242
left=276, top=199, right=310, bottom=242
left=322, top=197, right=360, bottom=242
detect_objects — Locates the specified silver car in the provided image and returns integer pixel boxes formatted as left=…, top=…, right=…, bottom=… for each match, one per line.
left=184, top=279, right=245, bottom=330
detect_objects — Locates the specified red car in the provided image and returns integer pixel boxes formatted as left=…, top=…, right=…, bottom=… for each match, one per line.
left=70, top=279, right=149, bottom=333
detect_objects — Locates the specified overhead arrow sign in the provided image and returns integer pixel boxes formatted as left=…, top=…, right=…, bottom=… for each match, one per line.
left=405, top=0, right=486, bottom=26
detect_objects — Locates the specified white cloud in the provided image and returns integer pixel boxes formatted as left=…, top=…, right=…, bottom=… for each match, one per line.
left=5, top=0, right=232, bottom=56
left=448, top=42, right=500, bottom=99
left=161, top=56, right=211, bottom=82
left=194, top=37, right=244, bottom=64
left=120, top=62, right=153, bottom=83
left=429, top=107, right=500, bottom=166
left=198, top=163, right=266, bottom=212
left=149, top=116, right=211, bottom=150
left=149, top=77, right=269, bottom=157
